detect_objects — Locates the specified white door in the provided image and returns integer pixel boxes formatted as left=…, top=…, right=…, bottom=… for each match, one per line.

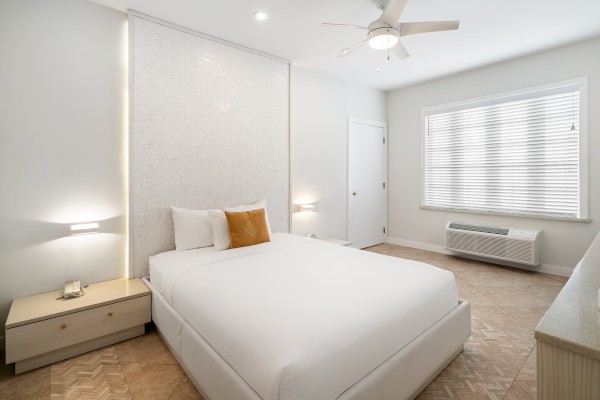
left=348, top=118, right=387, bottom=249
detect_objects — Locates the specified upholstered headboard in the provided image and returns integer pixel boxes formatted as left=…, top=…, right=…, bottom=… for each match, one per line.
left=129, top=12, right=290, bottom=277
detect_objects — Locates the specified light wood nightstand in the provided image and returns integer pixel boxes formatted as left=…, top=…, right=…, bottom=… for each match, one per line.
left=5, top=278, right=151, bottom=374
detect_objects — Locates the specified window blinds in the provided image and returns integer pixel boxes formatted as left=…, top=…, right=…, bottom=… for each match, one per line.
left=424, top=84, right=583, bottom=219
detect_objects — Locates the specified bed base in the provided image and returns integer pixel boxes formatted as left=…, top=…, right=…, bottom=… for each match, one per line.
left=142, top=277, right=471, bottom=400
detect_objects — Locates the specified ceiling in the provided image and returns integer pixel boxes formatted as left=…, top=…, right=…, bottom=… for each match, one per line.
left=88, top=0, right=600, bottom=91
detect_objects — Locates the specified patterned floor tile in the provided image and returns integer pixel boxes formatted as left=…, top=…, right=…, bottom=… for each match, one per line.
left=114, top=329, right=177, bottom=365
left=121, top=362, right=186, bottom=400
left=502, top=383, right=533, bottom=400
left=0, top=363, right=50, bottom=400
left=50, top=347, right=130, bottom=399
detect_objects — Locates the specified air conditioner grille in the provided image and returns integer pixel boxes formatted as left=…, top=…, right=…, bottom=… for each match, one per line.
left=447, top=231, right=476, bottom=253
left=448, top=222, right=509, bottom=236
left=445, top=222, right=541, bottom=267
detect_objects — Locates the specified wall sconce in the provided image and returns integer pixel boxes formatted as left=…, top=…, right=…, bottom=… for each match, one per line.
left=298, top=204, right=315, bottom=212
left=70, top=222, right=100, bottom=235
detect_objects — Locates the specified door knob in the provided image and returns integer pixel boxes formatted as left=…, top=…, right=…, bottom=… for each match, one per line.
left=352, top=191, right=359, bottom=196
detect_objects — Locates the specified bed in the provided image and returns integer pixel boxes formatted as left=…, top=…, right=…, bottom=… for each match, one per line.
left=143, top=233, right=471, bottom=400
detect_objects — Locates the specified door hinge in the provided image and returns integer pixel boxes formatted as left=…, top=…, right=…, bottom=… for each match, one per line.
left=383, top=227, right=386, bottom=234
left=383, top=182, right=386, bottom=189
left=383, top=137, right=386, bottom=144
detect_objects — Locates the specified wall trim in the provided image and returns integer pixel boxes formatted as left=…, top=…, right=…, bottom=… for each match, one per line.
left=127, top=10, right=290, bottom=64
left=386, top=236, right=452, bottom=254
left=386, top=236, right=573, bottom=277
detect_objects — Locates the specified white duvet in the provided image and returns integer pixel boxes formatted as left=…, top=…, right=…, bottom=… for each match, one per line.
left=150, top=234, right=458, bottom=400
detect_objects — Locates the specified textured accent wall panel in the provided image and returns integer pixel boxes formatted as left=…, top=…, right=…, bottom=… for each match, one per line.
left=130, top=15, right=290, bottom=277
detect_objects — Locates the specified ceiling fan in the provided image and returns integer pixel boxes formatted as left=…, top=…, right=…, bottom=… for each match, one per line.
left=322, top=0, right=460, bottom=59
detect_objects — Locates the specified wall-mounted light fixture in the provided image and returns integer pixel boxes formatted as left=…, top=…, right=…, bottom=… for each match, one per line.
left=70, top=222, right=100, bottom=235
left=298, top=204, right=315, bottom=212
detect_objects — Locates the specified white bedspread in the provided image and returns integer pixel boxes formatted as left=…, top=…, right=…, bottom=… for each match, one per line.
left=149, top=246, right=217, bottom=295
left=151, top=233, right=458, bottom=400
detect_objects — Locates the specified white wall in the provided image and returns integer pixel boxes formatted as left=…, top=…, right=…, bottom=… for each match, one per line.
left=291, top=67, right=386, bottom=239
left=387, top=37, right=600, bottom=272
left=0, top=0, right=127, bottom=335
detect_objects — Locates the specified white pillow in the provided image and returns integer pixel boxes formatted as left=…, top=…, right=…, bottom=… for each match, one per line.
left=208, top=200, right=272, bottom=251
left=171, top=206, right=214, bottom=251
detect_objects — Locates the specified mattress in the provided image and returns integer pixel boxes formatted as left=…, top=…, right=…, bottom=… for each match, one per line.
left=150, top=233, right=459, bottom=400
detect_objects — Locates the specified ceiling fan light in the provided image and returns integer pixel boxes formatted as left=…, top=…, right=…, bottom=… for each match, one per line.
left=368, top=29, right=399, bottom=50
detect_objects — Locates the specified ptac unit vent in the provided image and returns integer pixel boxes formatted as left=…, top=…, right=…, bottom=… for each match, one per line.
left=447, top=222, right=509, bottom=236
left=445, top=222, right=541, bottom=266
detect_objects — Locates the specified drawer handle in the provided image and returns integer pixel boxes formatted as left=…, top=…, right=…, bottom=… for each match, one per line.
left=107, top=312, right=113, bottom=317
left=60, top=324, right=67, bottom=330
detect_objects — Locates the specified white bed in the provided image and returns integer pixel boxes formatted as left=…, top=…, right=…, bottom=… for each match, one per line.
left=145, top=233, right=471, bottom=400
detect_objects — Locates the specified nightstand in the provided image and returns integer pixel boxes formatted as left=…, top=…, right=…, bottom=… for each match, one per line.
left=320, top=237, right=352, bottom=246
left=5, top=278, right=151, bottom=374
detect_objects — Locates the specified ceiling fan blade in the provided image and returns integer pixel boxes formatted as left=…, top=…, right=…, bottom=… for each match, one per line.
left=321, top=23, right=369, bottom=30
left=400, top=21, right=460, bottom=36
left=338, top=39, right=368, bottom=58
left=391, top=41, right=409, bottom=59
left=381, top=0, right=409, bottom=26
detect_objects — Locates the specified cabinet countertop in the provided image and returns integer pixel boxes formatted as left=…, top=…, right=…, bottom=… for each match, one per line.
left=535, top=232, right=600, bottom=360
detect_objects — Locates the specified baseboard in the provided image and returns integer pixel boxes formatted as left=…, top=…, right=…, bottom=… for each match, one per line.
left=385, top=237, right=453, bottom=255
left=385, top=237, right=572, bottom=277
left=536, top=264, right=573, bottom=277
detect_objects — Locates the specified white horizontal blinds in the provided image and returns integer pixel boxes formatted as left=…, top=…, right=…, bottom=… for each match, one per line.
left=425, top=85, right=580, bottom=218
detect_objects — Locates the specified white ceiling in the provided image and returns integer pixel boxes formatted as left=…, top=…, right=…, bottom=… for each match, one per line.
left=89, top=0, right=600, bottom=91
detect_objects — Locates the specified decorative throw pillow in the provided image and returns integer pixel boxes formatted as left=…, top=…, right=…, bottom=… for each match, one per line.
left=209, top=200, right=273, bottom=250
left=224, top=199, right=272, bottom=234
left=225, top=209, right=271, bottom=249
left=171, top=206, right=215, bottom=250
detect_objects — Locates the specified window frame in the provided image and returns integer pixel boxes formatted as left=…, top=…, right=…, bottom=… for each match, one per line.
left=420, top=77, right=589, bottom=221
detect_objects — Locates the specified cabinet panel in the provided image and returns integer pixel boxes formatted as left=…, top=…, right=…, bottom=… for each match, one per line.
left=6, top=295, right=150, bottom=363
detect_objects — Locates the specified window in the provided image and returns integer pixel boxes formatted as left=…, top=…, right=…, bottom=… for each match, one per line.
left=422, top=78, right=587, bottom=220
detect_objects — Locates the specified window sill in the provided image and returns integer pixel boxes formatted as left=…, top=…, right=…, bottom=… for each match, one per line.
left=419, top=205, right=592, bottom=223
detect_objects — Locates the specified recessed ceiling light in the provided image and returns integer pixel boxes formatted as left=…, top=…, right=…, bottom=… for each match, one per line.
left=253, top=11, right=268, bottom=21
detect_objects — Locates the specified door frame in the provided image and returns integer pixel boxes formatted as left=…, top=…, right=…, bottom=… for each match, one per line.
left=347, top=117, right=388, bottom=247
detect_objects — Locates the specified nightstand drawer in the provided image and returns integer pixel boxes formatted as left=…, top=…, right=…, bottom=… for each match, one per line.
left=6, top=294, right=150, bottom=363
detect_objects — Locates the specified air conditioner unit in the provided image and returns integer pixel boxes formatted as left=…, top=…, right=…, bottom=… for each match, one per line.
left=445, top=222, right=541, bottom=266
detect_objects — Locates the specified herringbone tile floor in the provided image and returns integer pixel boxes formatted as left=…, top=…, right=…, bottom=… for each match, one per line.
left=0, top=244, right=567, bottom=399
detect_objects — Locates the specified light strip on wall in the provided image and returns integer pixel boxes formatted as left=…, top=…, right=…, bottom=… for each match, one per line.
left=70, top=222, right=100, bottom=235
left=123, top=18, right=130, bottom=278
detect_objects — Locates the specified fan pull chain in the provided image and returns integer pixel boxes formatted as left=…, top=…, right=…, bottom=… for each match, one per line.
left=387, top=34, right=390, bottom=61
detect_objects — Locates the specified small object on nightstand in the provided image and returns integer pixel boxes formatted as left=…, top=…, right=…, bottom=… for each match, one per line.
left=63, top=280, right=84, bottom=299
left=320, top=237, right=352, bottom=246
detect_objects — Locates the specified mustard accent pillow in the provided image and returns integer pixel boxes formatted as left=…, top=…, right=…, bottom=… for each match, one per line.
left=225, top=209, right=271, bottom=249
